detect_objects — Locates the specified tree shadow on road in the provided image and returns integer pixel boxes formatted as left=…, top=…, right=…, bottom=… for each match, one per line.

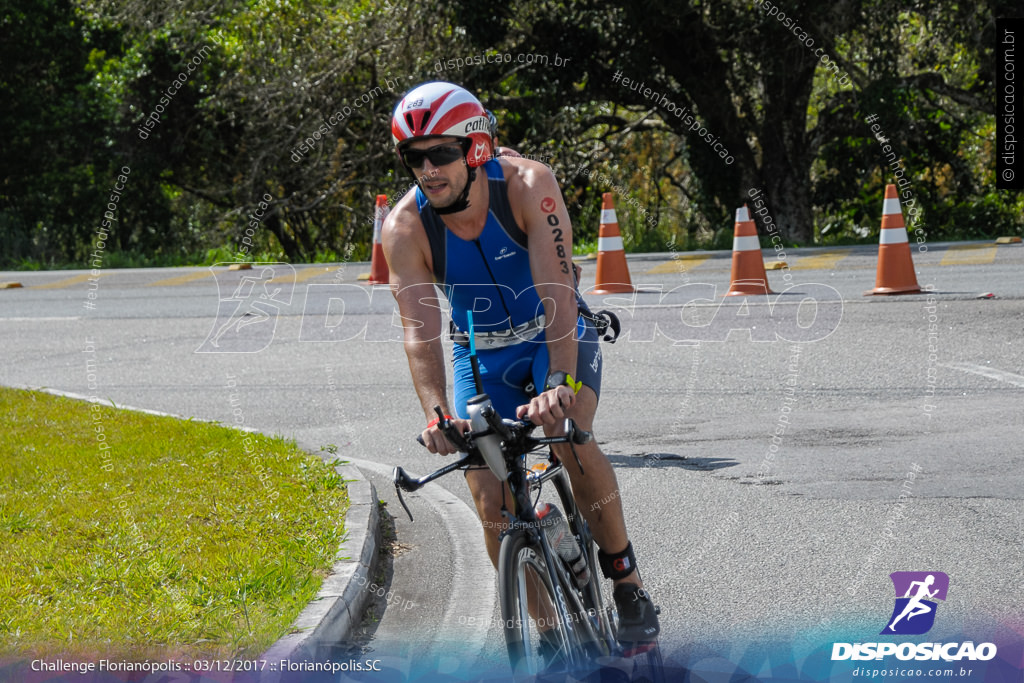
left=605, top=452, right=739, bottom=471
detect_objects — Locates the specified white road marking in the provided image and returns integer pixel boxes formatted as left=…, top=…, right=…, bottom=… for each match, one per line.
left=1, top=317, right=81, bottom=321
left=14, top=386, right=211, bottom=420
left=941, top=363, right=1024, bottom=388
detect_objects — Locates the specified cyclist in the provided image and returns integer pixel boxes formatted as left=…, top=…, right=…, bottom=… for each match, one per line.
left=382, top=81, right=660, bottom=645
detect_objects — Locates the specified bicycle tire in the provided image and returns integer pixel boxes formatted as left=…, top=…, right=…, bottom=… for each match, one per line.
left=626, top=641, right=667, bottom=683
left=498, top=528, right=586, bottom=677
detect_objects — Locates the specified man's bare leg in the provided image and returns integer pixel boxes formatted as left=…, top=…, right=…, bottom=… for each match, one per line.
left=547, top=386, right=641, bottom=587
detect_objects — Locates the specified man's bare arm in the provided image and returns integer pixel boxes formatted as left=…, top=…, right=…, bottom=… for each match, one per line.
left=382, top=202, right=467, bottom=453
left=509, top=161, right=580, bottom=424
left=523, top=166, right=579, bottom=374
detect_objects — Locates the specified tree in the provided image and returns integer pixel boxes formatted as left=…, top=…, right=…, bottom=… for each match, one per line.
left=3, top=0, right=1016, bottom=267
left=0, top=0, right=124, bottom=265
left=73, top=0, right=393, bottom=262
left=3, top=0, right=464, bottom=265
left=443, top=0, right=1013, bottom=244
left=77, top=0, right=469, bottom=263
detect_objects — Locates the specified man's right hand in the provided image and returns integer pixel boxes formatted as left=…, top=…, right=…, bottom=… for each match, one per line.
left=420, top=418, right=472, bottom=455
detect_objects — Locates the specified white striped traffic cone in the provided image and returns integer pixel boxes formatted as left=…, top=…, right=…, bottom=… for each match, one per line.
left=725, top=205, right=775, bottom=296
left=864, top=184, right=921, bottom=296
left=366, top=194, right=390, bottom=285
left=593, top=193, right=634, bottom=294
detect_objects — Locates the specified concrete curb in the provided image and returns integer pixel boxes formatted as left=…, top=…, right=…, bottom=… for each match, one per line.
left=259, top=461, right=380, bottom=682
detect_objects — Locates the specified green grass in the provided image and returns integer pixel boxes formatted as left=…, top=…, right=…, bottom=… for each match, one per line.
left=6, top=244, right=372, bottom=271
left=573, top=237, right=598, bottom=256
left=7, top=246, right=285, bottom=271
left=0, top=387, right=349, bottom=660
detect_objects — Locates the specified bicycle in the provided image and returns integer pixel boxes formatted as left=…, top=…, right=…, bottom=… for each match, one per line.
left=393, top=374, right=664, bottom=679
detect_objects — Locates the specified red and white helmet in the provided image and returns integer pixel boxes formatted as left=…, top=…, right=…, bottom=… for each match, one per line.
left=391, top=82, right=492, bottom=168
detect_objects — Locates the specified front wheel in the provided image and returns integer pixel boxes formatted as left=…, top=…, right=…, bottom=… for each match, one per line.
left=498, top=529, right=585, bottom=677
left=625, top=641, right=666, bottom=683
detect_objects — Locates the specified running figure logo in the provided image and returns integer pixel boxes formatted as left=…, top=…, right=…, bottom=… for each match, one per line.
left=196, top=263, right=295, bottom=353
left=881, top=571, right=949, bottom=635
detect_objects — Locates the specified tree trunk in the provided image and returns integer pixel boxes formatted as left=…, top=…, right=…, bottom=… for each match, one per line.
left=759, top=163, right=814, bottom=245
left=264, top=213, right=301, bottom=263
left=756, top=40, right=817, bottom=245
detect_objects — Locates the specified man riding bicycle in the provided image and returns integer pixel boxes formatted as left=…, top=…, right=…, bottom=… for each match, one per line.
left=381, top=81, right=660, bottom=645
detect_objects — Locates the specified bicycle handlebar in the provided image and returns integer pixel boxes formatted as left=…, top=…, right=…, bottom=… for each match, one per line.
left=478, top=400, right=513, bottom=442
left=393, top=452, right=476, bottom=493
left=393, top=398, right=592, bottom=520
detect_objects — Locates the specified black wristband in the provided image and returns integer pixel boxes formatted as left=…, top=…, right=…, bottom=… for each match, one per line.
left=598, top=541, right=638, bottom=581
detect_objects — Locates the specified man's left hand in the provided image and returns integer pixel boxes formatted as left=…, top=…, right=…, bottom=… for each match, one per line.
left=516, top=385, right=576, bottom=429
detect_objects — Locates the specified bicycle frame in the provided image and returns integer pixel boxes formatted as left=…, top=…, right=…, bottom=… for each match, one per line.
left=391, top=311, right=619, bottom=671
left=503, top=450, right=596, bottom=665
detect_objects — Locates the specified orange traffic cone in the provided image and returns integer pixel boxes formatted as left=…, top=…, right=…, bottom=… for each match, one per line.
left=864, top=184, right=921, bottom=296
left=366, top=194, right=390, bottom=285
left=725, top=205, right=775, bottom=296
left=592, top=193, right=634, bottom=294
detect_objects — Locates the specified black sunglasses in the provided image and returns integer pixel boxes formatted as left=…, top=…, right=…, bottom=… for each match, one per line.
left=400, top=143, right=467, bottom=169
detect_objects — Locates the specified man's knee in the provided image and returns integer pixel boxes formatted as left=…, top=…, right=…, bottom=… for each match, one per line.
left=541, top=386, right=597, bottom=437
left=569, top=385, right=598, bottom=427
left=465, top=470, right=508, bottom=520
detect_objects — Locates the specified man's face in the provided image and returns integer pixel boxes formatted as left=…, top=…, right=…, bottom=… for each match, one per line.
left=403, top=137, right=469, bottom=208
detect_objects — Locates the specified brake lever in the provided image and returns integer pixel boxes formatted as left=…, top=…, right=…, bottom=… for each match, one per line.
left=569, top=418, right=593, bottom=445
left=394, top=447, right=482, bottom=522
left=565, top=418, right=588, bottom=476
left=393, top=468, right=415, bottom=521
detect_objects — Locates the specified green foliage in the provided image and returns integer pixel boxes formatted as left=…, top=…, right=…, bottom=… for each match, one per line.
left=449, top=0, right=1016, bottom=246
left=941, top=192, right=1024, bottom=240
left=0, top=0, right=1018, bottom=269
left=0, top=0, right=119, bottom=265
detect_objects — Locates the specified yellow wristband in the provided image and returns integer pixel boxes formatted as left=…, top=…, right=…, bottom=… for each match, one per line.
left=546, top=371, right=582, bottom=394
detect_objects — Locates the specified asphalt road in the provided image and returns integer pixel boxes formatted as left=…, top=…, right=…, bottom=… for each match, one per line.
left=1, top=241, right=1022, bottom=679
